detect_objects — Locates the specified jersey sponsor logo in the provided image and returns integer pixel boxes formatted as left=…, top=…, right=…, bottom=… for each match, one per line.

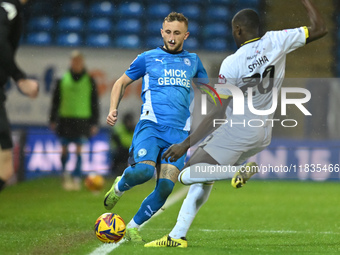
left=184, top=58, right=191, bottom=66
left=164, top=69, right=186, bottom=78
left=247, top=50, right=262, bottom=60
left=1, top=2, right=17, bottom=20
left=248, top=56, right=269, bottom=72
left=137, top=148, right=147, bottom=157
left=158, top=69, right=190, bottom=87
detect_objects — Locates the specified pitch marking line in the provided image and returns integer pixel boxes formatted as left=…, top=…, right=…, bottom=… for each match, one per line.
left=149, top=227, right=340, bottom=236
left=199, top=229, right=340, bottom=235
left=89, top=186, right=189, bottom=255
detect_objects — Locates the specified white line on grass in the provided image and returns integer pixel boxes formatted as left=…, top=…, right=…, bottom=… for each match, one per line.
left=89, top=186, right=189, bottom=255
left=199, top=229, right=340, bottom=235
left=149, top=228, right=340, bottom=236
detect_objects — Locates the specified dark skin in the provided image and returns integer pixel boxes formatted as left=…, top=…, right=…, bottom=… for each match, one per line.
left=232, top=0, right=327, bottom=48
left=162, top=97, right=230, bottom=165
left=162, top=0, right=327, bottom=165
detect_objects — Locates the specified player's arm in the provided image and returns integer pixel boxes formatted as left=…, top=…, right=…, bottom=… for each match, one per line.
left=106, top=74, right=134, bottom=126
left=301, top=0, right=328, bottom=43
left=0, top=5, right=38, bottom=98
left=107, top=53, right=146, bottom=126
left=0, top=3, right=23, bottom=80
left=49, top=80, right=61, bottom=131
left=162, top=97, right=231, bottom=163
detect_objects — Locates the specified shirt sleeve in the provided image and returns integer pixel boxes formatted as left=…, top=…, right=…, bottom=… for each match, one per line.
left=194, top=56, right=209, bottom=87
left=124, top=53, right=146, bottom=81
left=268, top=26, right=308, bottom=54
left=49, top=79, right=61, bottom=122
left=0, top=1, right=26, bottom=82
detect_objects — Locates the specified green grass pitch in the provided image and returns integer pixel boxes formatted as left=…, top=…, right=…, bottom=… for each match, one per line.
left=0, top=177, right=339, bottom=254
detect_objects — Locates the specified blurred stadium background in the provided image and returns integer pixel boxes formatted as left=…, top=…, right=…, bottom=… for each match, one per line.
left=4, top=0, right=340, bottom=184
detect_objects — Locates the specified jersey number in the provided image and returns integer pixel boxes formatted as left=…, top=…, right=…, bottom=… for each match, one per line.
left=241, top=65, right=275, bottom=95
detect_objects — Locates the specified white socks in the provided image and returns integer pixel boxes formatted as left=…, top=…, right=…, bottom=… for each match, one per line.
left=114, top=182, right=124, bottom=197
left=179, top=163, right=243, bottom=185
left=127, top=218, right=140, bottom=229
left=169, top=183, right=213, bottom=239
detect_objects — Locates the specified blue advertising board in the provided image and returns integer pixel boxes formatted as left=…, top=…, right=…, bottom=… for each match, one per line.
left=21, top=127, right=340, bottom=181
left=24, top=127, right=111, bottom=179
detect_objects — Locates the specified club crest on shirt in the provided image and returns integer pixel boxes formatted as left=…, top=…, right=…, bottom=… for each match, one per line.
left=184, top=58, right=191, bottom=66
left=138, top=148, right=147, bottom=157
left=218, top=74, right=227, bottom=84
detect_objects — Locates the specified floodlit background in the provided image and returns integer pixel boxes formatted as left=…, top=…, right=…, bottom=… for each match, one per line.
left=5, top=0, right=339, bottom=181
left=1, top=1, right=340, bottom=255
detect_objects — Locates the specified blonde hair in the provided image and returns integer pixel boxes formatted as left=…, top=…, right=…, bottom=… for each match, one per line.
left=163, top=12, right=188, bottom=28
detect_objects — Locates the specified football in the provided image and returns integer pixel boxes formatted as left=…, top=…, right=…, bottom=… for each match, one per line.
left=94, top=213, right=126, bottom=243
left=85, top=174, right=105, bottom=191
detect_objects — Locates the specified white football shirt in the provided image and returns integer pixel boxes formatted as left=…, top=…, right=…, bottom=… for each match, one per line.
left=216, top=27, right=309, bottom=128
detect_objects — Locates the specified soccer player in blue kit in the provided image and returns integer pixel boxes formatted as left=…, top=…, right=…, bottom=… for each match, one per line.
left=104, top=12, right=208, bottom=242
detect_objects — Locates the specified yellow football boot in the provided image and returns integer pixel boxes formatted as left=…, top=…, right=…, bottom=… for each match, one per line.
left=144, top=235, right=187, bottom=248
left=103, top=176, right=122, bottom=210
left=231, top=162, right=258, bottom=188
left=125, top=227, right=145, bottom=243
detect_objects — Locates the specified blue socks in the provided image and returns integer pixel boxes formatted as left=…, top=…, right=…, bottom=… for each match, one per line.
left=61, top=153, right=69, bottom=172
left=133, top=178, right=175, bottom=225
left=61, top=153, right=81, bottom=178
left=116, top=163, right=175, bottom=225
left=118, top=163, right=155, bottom=192
left=72, top=154, right=82, bottom=178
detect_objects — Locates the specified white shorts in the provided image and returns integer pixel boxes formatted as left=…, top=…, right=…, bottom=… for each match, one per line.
left=201, top=124, right=271, bottom=166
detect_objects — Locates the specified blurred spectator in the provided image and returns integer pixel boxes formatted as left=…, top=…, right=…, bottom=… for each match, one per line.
left=49, top=50, right=99, bottom=191
left=0, top=0, right=39, bottom=192
left=110, top=112, right=135, bottom=176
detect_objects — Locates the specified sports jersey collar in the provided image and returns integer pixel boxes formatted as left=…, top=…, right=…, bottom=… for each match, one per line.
left=240, top=37, right=261, bottom=47
left=159, top=46, right=184, bottom=55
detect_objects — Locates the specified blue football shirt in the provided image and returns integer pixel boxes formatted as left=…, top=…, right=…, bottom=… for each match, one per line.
left=125, top=47, right=208, bottom=131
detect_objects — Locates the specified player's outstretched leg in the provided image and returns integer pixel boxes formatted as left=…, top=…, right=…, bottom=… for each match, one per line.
left=144, top=182, right=213, bottom=248
left=124, top=178, right=175, bottom=242
left=144, top=235, right=187, bottom=248
left=231, top=162, right=258, bottom=188
left=104, top=163, right=155, bottom=210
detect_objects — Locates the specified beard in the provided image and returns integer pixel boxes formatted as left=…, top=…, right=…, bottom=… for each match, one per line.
left=163, top=39, right=183, bottom=53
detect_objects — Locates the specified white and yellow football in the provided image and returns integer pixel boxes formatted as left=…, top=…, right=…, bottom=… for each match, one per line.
left=94, top=213, right=126, bottom=243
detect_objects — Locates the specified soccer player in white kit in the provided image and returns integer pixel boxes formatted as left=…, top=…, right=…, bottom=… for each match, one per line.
left=145, top=0, right=327, bottom=248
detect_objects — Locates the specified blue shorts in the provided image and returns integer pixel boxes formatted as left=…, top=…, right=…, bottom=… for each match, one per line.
left=128, top=120, right=188, bottom=171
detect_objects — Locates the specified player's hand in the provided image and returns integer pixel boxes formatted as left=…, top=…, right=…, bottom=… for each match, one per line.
left=49, top=122, right=56, bottom=131
left=17, top=79, right=39, bottom=98
left=162, top=143, right=188, bottom=163
left=107, top=109, right=118, bottom=126
left=90, top=125, right=99, bottom=136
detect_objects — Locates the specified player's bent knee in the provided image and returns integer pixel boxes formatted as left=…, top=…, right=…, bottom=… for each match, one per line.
left=160, top=164, right=180, bottom=183
left=125, top=163, right=155, bottom=183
